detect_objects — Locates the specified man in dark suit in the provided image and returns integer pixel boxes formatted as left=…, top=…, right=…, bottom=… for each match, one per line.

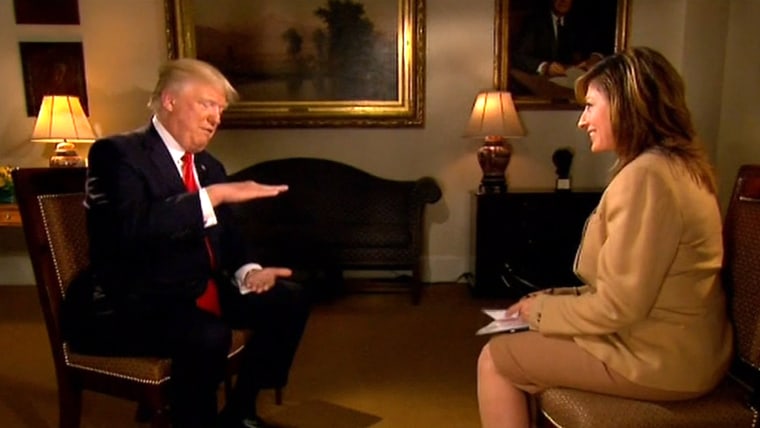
left=510, top=0, right=600, bottom=78
left=74, top=58, right=309, bottom=428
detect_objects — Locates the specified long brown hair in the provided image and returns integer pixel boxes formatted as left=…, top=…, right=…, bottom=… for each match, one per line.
left=575, top=47, right=717, bottom=194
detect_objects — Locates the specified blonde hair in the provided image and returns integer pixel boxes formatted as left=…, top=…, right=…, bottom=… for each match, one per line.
left=147, top=58, right=239, bottom=112
left=575, top=47, right=716, bottom=194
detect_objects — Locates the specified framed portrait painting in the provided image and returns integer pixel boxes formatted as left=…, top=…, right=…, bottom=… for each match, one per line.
left=13, top=0, right=80, bottom=25
left=165, top=0, right=425, bottom=128
left=19, top=42, right=89, bottom=117
left=494, top=0, right=630, bottom=110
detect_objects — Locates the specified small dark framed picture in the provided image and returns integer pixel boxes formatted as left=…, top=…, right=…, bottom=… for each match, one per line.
left=19, top=42, right=89, bottom=117
left=13, top=0, right=81, bottom=25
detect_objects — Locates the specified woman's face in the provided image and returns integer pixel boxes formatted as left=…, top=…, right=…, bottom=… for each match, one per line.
left=577, top=83, right=615, bottom=153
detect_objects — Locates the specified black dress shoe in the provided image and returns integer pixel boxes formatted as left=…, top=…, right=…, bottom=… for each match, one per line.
left=218, top=411, right=276, bottom=428
left=240, top=417, right=276, bottom=428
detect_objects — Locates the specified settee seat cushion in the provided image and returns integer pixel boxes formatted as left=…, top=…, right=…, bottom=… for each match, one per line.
left=242, top=224, right=411, bottom=249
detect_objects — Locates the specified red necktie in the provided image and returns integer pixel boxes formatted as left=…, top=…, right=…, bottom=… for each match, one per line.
left=182, top=153, right=221, bottom=316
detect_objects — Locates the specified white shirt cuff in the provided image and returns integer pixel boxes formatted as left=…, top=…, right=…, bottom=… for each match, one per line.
left=235, top=263, right=263, bottom=294
left=198, top=188, right=218, bottom=227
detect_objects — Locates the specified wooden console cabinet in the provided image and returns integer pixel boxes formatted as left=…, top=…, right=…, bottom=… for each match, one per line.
left=0, top=204, right=21, bottom=227
left=472, top=190, right=602, bottom=298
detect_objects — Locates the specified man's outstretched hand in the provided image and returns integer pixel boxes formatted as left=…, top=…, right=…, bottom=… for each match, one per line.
left=206, top=181, right=288, bottom=206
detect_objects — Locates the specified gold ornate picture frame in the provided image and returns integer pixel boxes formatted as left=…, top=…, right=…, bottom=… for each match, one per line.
left=165, top=0, right=425, bottom=128
left=494, top=0, right=629, bottom=110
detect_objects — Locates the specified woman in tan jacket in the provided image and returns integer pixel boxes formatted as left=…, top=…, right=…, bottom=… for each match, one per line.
left=477, top=46, right=733, bottom=428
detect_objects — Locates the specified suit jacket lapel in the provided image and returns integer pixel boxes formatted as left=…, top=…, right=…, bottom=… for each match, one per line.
left=143, top=124, right=186, bottom=192
left=195, top=152, right=211, bottom=187
left=195, top=151, right=223, bottom=188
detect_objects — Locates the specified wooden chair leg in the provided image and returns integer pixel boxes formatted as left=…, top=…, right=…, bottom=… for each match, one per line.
left=58, top=386, right=82, bottom=428
left=149, top=410, right=171, bottom=428
left=411, top=281, right=423, bottom=305
left=136, top=402, right=152, bottom=423
left=225, top=375, right=234, bottom=402
left=139, top=386, right=171, bottom=428
left=135, top=402, right=169, bottom=424
left=411, top=267, right=423, bottom=305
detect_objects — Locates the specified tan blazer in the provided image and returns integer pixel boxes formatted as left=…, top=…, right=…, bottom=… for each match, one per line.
left=527, top=150, right=733, bottom=392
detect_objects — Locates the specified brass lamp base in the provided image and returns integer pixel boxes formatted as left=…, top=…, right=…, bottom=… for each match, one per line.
left=477, top=136, right=512, bottom=194
left=49, top=141, right=85, bottom=167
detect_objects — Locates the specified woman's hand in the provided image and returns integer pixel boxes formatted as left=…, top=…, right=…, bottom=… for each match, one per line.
left=241, top=267, right=292, bottom=294
left=506, top=295, right=536, bottom=320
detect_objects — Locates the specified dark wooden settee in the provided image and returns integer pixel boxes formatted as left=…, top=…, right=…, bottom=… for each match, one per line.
left=227, top=158, right=442, bottom=304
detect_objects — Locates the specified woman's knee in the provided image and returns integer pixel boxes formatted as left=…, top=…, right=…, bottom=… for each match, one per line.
left=478, top=343, right=497, bottom=376
left=481, top=337, right=529, bottom=383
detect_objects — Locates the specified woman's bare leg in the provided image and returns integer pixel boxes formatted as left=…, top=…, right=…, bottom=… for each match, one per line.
left=477, top=343, right=530, bottom=428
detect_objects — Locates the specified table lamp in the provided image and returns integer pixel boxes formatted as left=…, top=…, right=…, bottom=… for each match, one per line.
left=31, top=95, right=97, bottom=167
left=463, top=91, right=525, bottom=194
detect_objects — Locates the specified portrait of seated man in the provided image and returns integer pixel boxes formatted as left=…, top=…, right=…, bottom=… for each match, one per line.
left=507, top=0, right=616, bottom=100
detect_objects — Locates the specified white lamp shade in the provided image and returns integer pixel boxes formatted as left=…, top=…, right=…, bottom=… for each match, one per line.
left=463, top=91, right=525, bottom=139
left=31, top=95, right=97, bottom=143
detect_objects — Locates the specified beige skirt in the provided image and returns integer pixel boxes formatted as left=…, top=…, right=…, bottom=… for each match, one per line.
left=487, top=331, right=704, bottom=401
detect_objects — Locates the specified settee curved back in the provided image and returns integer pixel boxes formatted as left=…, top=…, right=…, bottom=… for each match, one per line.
left=227, top=157, right=441, bottom=303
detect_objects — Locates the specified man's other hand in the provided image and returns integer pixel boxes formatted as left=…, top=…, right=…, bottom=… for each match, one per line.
left=241, top=267, right=293, bottom=294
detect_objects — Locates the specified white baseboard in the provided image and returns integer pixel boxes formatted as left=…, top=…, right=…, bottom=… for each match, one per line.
left=424, top=255, right=471, bottom=283
left=0, top=255, right=34, bottom=285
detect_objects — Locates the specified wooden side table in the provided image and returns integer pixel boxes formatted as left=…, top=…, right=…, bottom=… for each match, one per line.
left=0, top=204, right=21, bottom=227
left=472, top=190, right=602, bottom=298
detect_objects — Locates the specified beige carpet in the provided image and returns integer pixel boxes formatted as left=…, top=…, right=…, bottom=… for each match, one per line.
left=264, top=400, right=380, bottom=428
left=0, top=282, right=509, bottom=427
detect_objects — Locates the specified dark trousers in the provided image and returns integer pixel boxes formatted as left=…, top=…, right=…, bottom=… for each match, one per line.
left=68, top=280, right=310, bottom=428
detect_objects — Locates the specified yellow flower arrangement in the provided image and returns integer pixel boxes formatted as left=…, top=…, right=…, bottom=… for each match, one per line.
left=0, top=166, right=15, bottom=203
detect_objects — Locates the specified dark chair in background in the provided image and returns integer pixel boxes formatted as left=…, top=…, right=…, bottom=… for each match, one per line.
left=228, top=157, right=442, bottom=304
left=12, top=167, right=257, bottom=428
left=536, top=164, right=760, bottom=427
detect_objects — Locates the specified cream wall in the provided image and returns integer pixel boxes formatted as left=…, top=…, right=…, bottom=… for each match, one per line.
left=717, top=0, right=760, bottom=207
left=0, top=0, right=758, bottom=285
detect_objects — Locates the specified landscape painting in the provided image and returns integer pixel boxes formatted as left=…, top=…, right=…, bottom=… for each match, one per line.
left=166, top=0, right=425, bottom=127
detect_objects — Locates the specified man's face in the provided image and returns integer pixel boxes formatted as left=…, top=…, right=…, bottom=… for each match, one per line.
left=552, top=0, right=573, bottom=16
left=160, top=80, right=228, bottom=153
